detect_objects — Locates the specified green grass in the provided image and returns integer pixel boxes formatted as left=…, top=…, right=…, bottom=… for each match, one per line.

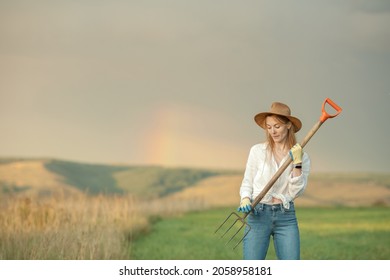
left=299, top=207, right=390, bottom=259
left=130, top=207, right=390, bottom=260
left=130, top=209, right=243, bottom=260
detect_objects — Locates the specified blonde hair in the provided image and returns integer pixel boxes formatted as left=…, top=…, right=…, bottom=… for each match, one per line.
left=265, top=114, right=297, bottom=152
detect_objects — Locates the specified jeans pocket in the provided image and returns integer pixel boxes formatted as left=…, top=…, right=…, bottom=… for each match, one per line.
left=282, top=206, right=295, bottom=215
left=252, top=204, right=263, bottom=216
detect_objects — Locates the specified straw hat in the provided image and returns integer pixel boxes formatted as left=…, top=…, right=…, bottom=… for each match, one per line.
left=254, top=102, right=302, bottom=132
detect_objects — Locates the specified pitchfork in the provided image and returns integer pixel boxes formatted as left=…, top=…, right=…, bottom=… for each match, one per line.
left=215, top=98, right=342, bottom=249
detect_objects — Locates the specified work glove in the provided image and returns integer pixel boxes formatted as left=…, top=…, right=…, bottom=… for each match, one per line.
left=237, top=197, right=252, bottom=213
left=289, top=143, right=303, bottom=165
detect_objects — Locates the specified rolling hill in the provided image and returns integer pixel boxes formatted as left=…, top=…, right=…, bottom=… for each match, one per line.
left=0, top=158, right=230, bottom=197
left=1, top=157, right=389, bottom=207
left=165, top=172, right=390, bottom=208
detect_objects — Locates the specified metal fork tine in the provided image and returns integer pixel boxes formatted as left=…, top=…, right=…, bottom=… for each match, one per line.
left=214, top=211, right=252, bottom=249
left=232, top=224, right=251, bottom=250
left=226, top=222, right=245, bottom=245
left=221, top=218, right=239, bottom=238
left=214, top=212, right=235, bottom=234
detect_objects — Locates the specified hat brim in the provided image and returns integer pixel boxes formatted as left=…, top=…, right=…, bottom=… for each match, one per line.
left=254, top=112, right=302, bottom=132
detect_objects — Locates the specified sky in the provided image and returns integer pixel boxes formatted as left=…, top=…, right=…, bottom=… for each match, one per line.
left=0, top=0, right=389, bottom=172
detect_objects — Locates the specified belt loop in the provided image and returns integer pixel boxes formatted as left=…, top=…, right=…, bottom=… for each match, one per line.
left=280, top=203, right=285, bottom=213
left=259, top=203, right=264, bottom=211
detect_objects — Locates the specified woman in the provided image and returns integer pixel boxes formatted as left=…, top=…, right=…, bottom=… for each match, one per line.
left=237, top=102, right=310, bottom=260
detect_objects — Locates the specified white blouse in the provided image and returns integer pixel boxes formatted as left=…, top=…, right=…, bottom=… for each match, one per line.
left=239, top=142, right=311, bottom=209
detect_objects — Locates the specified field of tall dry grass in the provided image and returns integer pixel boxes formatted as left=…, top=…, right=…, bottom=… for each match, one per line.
left=0, top=193, right=140, bottom=259
left=0, top=190, right=210, bottom=260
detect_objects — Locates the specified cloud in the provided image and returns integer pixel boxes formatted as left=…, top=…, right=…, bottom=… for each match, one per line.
left=0, top=1, right=389, bottom=171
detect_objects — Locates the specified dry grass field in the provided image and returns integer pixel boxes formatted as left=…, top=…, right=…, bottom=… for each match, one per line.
left=0, top=193, right=147, bottom=259
left=0, top=159, right=217, bottom=259
left=0, top=192, right=213, bottom=259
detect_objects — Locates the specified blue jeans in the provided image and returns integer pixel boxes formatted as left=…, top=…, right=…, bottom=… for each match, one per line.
left=243, top=202, right=300, bottom=260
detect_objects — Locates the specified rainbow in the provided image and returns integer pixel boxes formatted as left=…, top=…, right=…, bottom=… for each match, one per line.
left=142, top=103, right=246, bottom=169
left=144, top=105, right=183, bottom=166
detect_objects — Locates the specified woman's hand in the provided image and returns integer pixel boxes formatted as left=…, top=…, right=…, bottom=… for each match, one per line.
left=289, top=143, right=303, bottom=165
left=237, top=197, right=252, bottom=213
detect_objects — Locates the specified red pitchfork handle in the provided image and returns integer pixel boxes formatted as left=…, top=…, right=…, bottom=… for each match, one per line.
left=320, top=98, right=343, bottom=123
